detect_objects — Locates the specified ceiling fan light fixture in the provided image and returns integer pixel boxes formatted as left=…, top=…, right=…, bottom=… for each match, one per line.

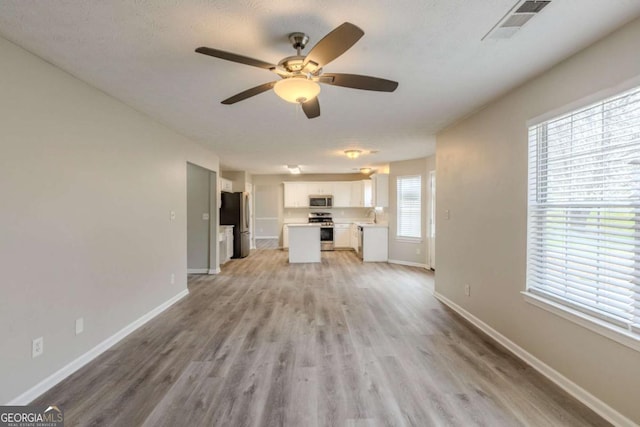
left=345, top=149, right=363, bottom=159
left=274, top=77, right=321, bottom=104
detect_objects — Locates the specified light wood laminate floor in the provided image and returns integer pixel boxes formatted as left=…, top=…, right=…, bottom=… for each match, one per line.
left=34, top=249, right=609, bottom=426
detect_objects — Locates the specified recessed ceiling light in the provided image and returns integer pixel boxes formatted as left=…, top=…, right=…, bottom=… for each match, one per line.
left=345, top=150, right=363, bottom=159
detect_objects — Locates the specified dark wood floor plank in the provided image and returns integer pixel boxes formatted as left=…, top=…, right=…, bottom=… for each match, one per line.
left=32, top=248, right=610, bottom=426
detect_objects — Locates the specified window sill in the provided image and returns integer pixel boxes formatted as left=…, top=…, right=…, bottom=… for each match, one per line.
left=395, top=237, right=422, bottom=244
left=521, top=291, right=640, bottom=353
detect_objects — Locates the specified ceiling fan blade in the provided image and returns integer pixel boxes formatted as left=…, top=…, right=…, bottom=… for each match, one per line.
left=195, top=47, right=276, bottom=70
left=221, top=81, right=278, bottom=105
left=321, top=73, right=398, bottom=92
left=304, top=22, right=364, bottom=68
left=302, top=97, right=320, bottom=119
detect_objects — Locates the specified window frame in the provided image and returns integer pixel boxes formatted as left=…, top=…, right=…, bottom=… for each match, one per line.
left=524, top=84, right=640, bottom=353
left=396, top=174, right=422, bottom=241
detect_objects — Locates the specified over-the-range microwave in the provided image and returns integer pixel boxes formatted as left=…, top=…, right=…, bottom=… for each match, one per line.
left=309, top=195, right=333, bottom=208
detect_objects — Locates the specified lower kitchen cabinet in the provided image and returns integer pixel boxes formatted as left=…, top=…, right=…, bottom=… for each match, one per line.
left=334, top=224, right=350, bottom=248
left=219, top=225, right=234, bottom=264
left=361, top=226, right=388, bottom=262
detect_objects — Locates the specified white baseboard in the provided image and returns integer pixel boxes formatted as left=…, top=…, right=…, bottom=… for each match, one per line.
left=433, top=292, right=636, bottom=427
left=187, top=268, right=208, bottom=274
left=208, top=268, right=220, bottom=274
left=7, top=288, right=189, bottom=405
left=388, top=259, right=428, bottom=269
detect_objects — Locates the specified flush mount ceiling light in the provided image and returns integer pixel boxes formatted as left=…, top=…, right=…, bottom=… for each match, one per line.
left=345, top=150, right=363, bottom=159
left=274, top=77, right=321, bottom=104
left=287, top=165, right=302, bottom=174
left=359, top=167, right=373, bottom=174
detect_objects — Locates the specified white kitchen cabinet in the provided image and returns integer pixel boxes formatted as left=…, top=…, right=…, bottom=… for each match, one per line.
left=333, top=182, right=352, bottom=207
left=370, top=173, right=389, bottom=208
left=350, top=181, right=363, bottom=207
left=351, top=180, right=372, bottom=207
left=307, top=182, right=334, bottom=195
left=334, top=224, right=351, bottom=248
left=220, top=178, right=233, bottom=193
left=350, top=223, right=359, bottom=252
left=361, top=226, right=388, bottom=262
left=283, top=182, right=308, bottom=208
left=219, top=225, right=234, bottom=264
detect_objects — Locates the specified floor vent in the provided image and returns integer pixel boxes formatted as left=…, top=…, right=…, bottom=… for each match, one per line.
left=482, top=0, right=552, bottom=40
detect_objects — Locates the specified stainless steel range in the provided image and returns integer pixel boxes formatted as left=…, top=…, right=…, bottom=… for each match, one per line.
left=308, top=212, right=334, bottom=251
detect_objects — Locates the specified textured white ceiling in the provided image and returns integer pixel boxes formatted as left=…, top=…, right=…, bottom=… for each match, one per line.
left=1, top=1, right=639, bottom=173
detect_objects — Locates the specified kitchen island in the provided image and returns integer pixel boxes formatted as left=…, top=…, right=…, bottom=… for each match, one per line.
left=356, top=223, right=389, bottom=262
left=287, top=224, right=321, bottom=263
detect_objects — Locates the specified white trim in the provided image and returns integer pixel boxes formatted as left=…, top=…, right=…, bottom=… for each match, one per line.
left=394, top=237, right=423, bottom=244
left=522, top=291, right=640, bottom=353
left=7, top=288, right=189, bottom=405
left=208, top=268, right=221, bottom=274
left=255, top=236, right=279, bottom=239
left=527, top=74, right=640, bottom=127
left=187, top=268, right=208, bottom=274
left=433, top=292, right=636, bottom=427
left=388, top=259, right=428, bottom=269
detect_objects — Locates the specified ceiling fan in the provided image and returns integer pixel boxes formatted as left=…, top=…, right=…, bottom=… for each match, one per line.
left=195, top=22, right=398, bottom=119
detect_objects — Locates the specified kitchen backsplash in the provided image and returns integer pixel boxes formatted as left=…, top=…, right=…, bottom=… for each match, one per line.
left=283, top=207, right=388, bottom=224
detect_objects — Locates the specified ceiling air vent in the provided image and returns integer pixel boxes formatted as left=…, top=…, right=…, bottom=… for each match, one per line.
left=482, top=0, right=551, bottom=40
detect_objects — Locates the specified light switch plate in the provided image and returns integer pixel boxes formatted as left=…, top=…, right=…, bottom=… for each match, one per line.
left=202, top=213, right=210, bottom=220
left=75, top=318, right=84, bottom=335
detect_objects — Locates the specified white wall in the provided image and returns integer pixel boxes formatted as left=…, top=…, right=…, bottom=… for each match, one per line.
left=388, top=156, right=435, bottom=267
left=436, top=18, right=640, bottom=423
left=0, top=36, right=219, bottom=403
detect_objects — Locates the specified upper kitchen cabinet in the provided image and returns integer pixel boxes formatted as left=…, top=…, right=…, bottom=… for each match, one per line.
left=220, top=177, right=233, bottom=193
left=283, top=182, right=308, bottom=208
left=371, top=173, right=389, bottom=208
left=333, top=182, right=352, bottom=207
left=351, top=180, right=373, bottom=207
left=307, top=182, right=334, bottom=195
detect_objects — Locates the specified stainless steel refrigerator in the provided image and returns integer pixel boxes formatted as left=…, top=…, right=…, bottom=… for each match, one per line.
left=220, top=191, right=250, bottom=258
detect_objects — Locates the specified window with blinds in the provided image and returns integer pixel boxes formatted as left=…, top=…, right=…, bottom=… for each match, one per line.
left=527, top=85, right=640, bottom=337
left=397, top=175, right=422, bottom=239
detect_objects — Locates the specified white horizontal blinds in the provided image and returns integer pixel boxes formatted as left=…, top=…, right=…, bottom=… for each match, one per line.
left=527, top=86, right=640, bottom=334
left=397, top=175, right=422, bottom=238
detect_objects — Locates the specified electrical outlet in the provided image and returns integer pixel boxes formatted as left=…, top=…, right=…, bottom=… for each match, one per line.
left=445, top=210, right=451, bottom=220
left=464, top=284, right=471, bottom=297
left=32, top=337, right=43, bottom=358
left=202, top=213, right=209, bottom=220
left=75, top=318, right=84, bottom=335
left=416, top=247, right=421, bottom=255
left=170, top=211, right=176, bottom=221
left=170, top=273, right=176, bottom=285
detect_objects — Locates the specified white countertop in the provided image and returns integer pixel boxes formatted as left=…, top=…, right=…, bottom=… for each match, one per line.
left=219, top=225, right=234, bottom=228
left=355, top=222, right=388, bottom=228
left=287, top=223, right=322, bottom=227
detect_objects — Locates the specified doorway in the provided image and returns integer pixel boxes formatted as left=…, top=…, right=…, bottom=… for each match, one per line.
left=187, top=163, right=218, bottom=274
